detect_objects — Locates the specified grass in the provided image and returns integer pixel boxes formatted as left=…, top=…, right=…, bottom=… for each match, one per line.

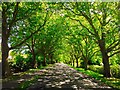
left=68, top=64, right=120, bottom=90
left=104, top=78, right=120, bottom=89
left=88, top=65, right=120, bottom=78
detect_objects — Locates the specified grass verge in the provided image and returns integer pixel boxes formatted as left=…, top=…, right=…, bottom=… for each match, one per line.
left=68, top=64, right=120, bottom=90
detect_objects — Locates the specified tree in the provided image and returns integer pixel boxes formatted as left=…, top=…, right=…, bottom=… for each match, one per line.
left=64, top=2, right=120, bottom=77
left=79, top=36, right=98, bottom=70
left=26, top=37, right=37, bottom=68
left=2, top=2, right=49, bottom=77
left=65, top=25, right=98, bottom=69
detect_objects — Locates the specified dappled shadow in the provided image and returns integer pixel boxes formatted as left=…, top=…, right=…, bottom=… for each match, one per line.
left=27, top=63, right=112, bottom=90
left=2, top=69, right=47, bottom=89
left=2, top=63, right=112, bottom=90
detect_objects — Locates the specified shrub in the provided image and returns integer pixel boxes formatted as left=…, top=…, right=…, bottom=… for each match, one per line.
left=88, top=65, right=103, bottom=74
left=88, top=65, right=120, bottom=78
left=9, top=55, right=32, bottom=73
left=110, top=65, right=120, bottom=78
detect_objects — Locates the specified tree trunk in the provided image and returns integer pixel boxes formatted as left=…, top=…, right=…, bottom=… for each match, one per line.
left=98, top=33, right=111, bottom=77
left=30, top=37, right=37, bottom=68
left=70, top=59, right=72, bottom=65
left=2, top=41, right=11, bottom=78
left=74, top=55, right=79, bottom=68
left=43, top=54, right=46, bottom=66
left=2, top=10, right=11, bottom=78
left=50, top=56, right=52, bottom=64
left=70, top=54, right=73, bottom=66
left=2, top=31, right=11, bottom=78
left=84, top=58, right=88, bottom=70
left=70, top=57, right=72, bottom=65
left=56, top=60, right=58, bottom=63
left=76, top=58, right=79, bottom=68
left=82, top=55, right=88, bottom=70
left=49, top=54, right=53, bottom=64
left=102, top=53, right=111, bottom=77
left=32, top=53, right=37, bottom=68
left=73, top=59, right=74, bottom=67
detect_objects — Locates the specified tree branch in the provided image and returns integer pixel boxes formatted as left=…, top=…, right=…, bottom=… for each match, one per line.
left=89, top=50, right=99, bottom=60
left=67, top=16, right=95, bottom=36
left=26, top=43, right=32, bottom=53
left=107, top=39, right=118, bottom=50
left=82, top=13, right=100, bottom=40
left=64, top=6, right=82, bottom=16
left=109, top=50, right=120, bottom=58
left=7, top=2, right=20, bottom=38
left=112, top=47, right=120, bottom=52
left=106, top=41, right=119, bottom=53
left=9, top=11, right=49, bottom=50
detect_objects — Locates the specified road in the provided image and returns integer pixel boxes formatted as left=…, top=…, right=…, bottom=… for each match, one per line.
left=2, top=63, right=112, bottom=90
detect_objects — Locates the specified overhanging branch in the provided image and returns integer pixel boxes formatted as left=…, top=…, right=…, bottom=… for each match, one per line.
left=9, top=11, right=49, bottom=50
left=106, top=41, right=119, bottom=53
left=8, top=2, right=20, bottom=37
left=109, top=50, right=120, bottom=58
left=67, top=16, right=95, bottom=36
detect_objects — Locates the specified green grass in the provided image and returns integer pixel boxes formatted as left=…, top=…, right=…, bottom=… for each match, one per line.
left=104, top=78, right=120, bottom=89
left=88, top=65, right=120, bottom=78
left=68, top=64, right=120, bottom=90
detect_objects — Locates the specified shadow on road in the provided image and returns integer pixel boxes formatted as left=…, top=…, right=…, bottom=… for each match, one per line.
left=2, top=63, right=112, bottom=90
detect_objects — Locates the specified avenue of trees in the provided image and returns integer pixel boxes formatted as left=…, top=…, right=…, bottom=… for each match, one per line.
left=1, top=2, right=120, bottom=78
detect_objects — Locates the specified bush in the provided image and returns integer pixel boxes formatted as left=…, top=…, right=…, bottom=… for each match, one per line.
left=110, top=65, right=120, bottom=78
left=9, top=55, right=32, bottom=73
left=88, top=65, right=103, bottom=74
left=88, top=65, right=120, bottom=78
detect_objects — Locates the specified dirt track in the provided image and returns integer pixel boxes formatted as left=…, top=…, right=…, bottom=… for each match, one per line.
left=2, top=63, right=112, bottom=90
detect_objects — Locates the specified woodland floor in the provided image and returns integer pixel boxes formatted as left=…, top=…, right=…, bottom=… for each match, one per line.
left=2, top=63, right=112, bottom=90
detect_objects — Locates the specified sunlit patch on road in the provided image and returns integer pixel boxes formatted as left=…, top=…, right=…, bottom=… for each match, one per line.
left=2, top=63, right=112, bottom=90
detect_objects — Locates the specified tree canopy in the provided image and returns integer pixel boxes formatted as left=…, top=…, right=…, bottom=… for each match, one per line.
left=1, top=2, right=120, bottom=78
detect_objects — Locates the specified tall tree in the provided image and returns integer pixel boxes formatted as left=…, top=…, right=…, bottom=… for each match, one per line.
left=64, top=2, right=120, bottom=77
left=2, top=2, right=49, bottom=77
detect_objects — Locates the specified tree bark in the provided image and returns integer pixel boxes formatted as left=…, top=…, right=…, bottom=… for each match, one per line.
left=76, top=59, right=79, bottom=68
left=43, top=54, right=46, bottom=66
left=82, top=55, right=88, bottom=70
left=73, top=59, right=74, bottom=67
left=2, top=39, right=11, bottom=77
left=50, top=54, right=53, bottom=64
left=74, top=55, right=79, bottom=68
left=84, top=58, right=88, bottom=70
left=102, top=53, right=111, bottom=77
left=32, top=53, right=37, bottom=68
left=31, top=38, right=37, bottom=68
left=2, top=10, right=11, bottom=77
left=98, top=33, right=111, bottom=77
left=26, top=40, right=37, bottom=68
